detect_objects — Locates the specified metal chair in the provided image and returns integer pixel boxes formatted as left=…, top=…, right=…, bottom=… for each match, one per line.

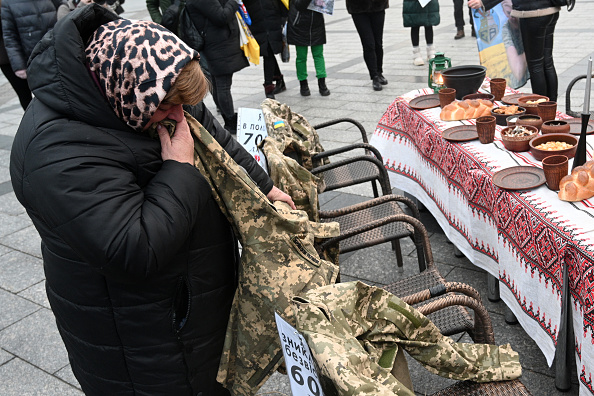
left=311, top=118, right=390, bottom=197
left=430, top=379, right=532, bottom=395
left=565, top=73, right=594, bottom=117
left=318, top=194, right=426, bottom=272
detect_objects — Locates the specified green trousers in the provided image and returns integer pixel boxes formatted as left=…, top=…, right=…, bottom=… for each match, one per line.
left=296, top=44, right=327, bottom=81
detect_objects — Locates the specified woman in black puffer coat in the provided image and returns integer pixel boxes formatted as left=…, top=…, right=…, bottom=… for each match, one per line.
left=186, top=0, right=249, bottom=134
left=10, top=5, right=294, bottom=395
left=470, top=0, right=561, bottom=101
left=345, top=0, right=389, bottom=91
left=243, top=0, right=287, bottom=98
left=287, top=0, right=329, bottom=96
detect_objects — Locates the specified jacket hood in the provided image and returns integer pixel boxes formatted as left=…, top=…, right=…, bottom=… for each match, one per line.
left=27, top=4, right=197, bottom=132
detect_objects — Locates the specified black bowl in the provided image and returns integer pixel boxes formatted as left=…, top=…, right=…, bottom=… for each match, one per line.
left=441, top=65, right=487, bottom=100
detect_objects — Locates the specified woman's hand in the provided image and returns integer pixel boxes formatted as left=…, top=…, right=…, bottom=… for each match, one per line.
left=468, top=0, right=483, bottom=9
left=267, top=186, right=296, bottom=210
left=157, top=105, right=195, bottom=165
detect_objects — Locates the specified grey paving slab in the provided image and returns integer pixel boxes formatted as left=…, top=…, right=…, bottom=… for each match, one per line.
left=0, top=309, right=70, bottom=374
left=0, top=211, right=31, bottom=238
left=0, top=288, right=40, bottom=331
left=0, top=347, right=14, bottom=365
left=18, top=281, right=50, bottom=310
left=54, top=364, right=82, bottom=390
left=0, top=250, right=44, bottom=293
left=0, top=192, right=26, bottom=216
left=0, top=358, right=82, bottom=396
left=0, top=225, right=43, bottom=258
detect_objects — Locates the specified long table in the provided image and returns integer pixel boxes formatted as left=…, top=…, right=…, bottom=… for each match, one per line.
left=369, top=88, right=594, bottom=395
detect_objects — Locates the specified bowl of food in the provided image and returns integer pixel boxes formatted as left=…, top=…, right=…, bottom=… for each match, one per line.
left=516, top=114, right=543, bottom=131
left=441, top=65, right=487, bottom=100
left=500, top=125, right=538, bottom=152
left=517, top=94, right=549, bottom=115
left=463, top=93, right=495, bottom=102
left=541, top=120, right=571, bottom=135
left=491, top=105, right=526, bottom=126
left=529, top=133, right=578, bottom=161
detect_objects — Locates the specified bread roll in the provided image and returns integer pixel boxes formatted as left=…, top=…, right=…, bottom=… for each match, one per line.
left=440, top=99, right=494, bottom=121
left=558, top=160, right=594, bottom=201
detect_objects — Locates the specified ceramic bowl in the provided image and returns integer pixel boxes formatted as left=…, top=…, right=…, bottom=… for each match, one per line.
left=529, top=133, right=578, bottom=161
left=500, top=125, right=539, bottom=152
left=463, top=93, right=495, bottom=102
left=441, top=65, right=487, bottom=99
left=517, top=94, right=550, bottom=115
left=516, top=114, right=543, bottom=131
left=491, top=106, right=526, bottom=126
left=541, top=120, right=571, bottom=135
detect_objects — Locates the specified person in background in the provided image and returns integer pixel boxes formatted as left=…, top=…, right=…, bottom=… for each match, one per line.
left=345, top=0, right=389, bottom=91
left=453, top=0, right=475, bottom=39
left=146, top=0, right=170, bottom=24
left=185, top=0, right=249, bottom=134
left=0, top=0, right=31, bottom=110
left=403, top=0, right=440, bottom=67
left=243, top=0, right=287, bottom=99
left=10, top=5, right=293, bottom=395
left=287, top=0, right=330, bottom=97
left=469, top=0, right=560, bottom=101
left=1, top=0, right=56, bottom=99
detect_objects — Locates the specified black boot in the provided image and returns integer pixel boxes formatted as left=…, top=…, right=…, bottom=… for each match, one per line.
left=264, top=83, right=275, bottom=99
left=372, top=76, right=382, bottom=91
left=273, top=75, right=286, bottom=94
left=300, top=79, right=311, bottom=96
left=318, top=78, right=330, bottom=96
left=377, top=74, right=388, bottom=85
left=223, top=113, right=238, bottom=135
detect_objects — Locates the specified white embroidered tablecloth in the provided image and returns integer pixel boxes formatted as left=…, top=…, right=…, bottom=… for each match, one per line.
left=370, top=87, right=594, bottom=395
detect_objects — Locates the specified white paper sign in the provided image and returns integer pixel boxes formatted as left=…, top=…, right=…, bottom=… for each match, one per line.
left=237, top=107, right=268, bottom=173
left=274, top=312, right=324, bottom=396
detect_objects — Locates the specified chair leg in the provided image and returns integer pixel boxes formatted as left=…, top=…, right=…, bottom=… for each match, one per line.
left=371, top=180, right=379, bottom=198
left=414, top=233, right=426, bottom=272
left=391, top=240, right=404, bottom=273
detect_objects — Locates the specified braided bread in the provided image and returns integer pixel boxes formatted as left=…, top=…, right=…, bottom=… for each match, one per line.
left=558, top=160, right=594, bottom=202
left=440, top=99, right=494, bottom=121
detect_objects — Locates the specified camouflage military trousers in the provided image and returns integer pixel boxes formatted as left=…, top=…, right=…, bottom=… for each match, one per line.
left=293, top=281, right=522, bottom=395
left=175, top=114, right=340, bottom=396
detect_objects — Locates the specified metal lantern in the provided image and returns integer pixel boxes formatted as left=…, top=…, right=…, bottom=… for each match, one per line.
left=428, top=52, right=452, bottom=93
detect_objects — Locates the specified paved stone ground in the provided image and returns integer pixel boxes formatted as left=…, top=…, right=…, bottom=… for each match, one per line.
left=1, top=0, right=593, bottom=394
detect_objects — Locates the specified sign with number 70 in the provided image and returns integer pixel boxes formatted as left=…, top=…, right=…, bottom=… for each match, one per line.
left=237, top=107, right=269, bottom=172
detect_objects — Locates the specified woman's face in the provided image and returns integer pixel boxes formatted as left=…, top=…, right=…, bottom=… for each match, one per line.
left=143, top=103, right=184, bottom=130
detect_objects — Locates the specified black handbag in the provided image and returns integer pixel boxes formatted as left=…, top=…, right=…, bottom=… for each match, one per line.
left=179, top=7, right=205, bottom=52
left=161, top=0, right=183, bottom=32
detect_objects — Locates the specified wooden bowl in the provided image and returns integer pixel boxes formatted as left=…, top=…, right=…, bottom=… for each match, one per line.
left=529, top=133, right=578, bottom=161
left=516, top=114, right=543, bottom=131
left=541, top=120, right=571, bottom=135
left=517, top=94, right=550, bottom=115
left=491, top=106, right=526, bottom=126
left=500, top=125, right=538, bottom=152
left=463, top=93, right=495, bottom=102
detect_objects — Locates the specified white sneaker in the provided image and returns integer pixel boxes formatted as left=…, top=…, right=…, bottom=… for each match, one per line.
left=427, top=46, right=436, bottom=61
left=413, top=48, right=424, bottom=66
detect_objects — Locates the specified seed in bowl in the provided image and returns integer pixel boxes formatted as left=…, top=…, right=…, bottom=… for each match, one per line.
left=503, top=125, right=534, bottom=137
left=535, top=141, right=574, bottom=150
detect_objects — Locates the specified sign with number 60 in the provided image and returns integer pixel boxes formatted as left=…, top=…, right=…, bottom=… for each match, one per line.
left=274, top=312, right=325, bottom=396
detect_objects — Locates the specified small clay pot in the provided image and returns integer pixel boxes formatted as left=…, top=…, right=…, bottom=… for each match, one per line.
left=541, top=120, right=571, bottom=135
left=506, top=115, right=520, bottom=126
left=516, top=114, right=543, bottom=132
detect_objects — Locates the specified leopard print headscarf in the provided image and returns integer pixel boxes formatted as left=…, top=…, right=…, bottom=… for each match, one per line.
left=85, top=19, right=198, bottom=131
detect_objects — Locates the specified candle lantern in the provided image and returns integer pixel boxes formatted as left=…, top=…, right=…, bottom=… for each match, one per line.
left=428, top=52, right=452, bottom=93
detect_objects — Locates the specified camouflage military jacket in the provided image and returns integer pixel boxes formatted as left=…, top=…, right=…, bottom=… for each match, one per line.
left=293, top=282, right=522, bottom=395
left=260, top=98, right=328, bottom=172
left=174, top=115, right=340, bottom=396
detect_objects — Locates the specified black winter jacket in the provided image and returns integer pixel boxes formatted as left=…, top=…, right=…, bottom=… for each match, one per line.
left=10, top=6, right=272, bottom=396
left=345, top=0, right=389, bottom=15
left=287, top=0, right=326, bottom=47
left=1, top=0, right=56, bottom=72
left=243, top=0, right=286, bottom=56
left=186, top=0, right=249, bottom=76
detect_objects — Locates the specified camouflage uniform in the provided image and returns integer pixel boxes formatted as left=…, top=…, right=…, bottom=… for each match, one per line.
left=260, top=98, right=329, bottom=172
left=153, top=115, right=340, bottom=395
left=293, top=281, right=522, bottom=395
